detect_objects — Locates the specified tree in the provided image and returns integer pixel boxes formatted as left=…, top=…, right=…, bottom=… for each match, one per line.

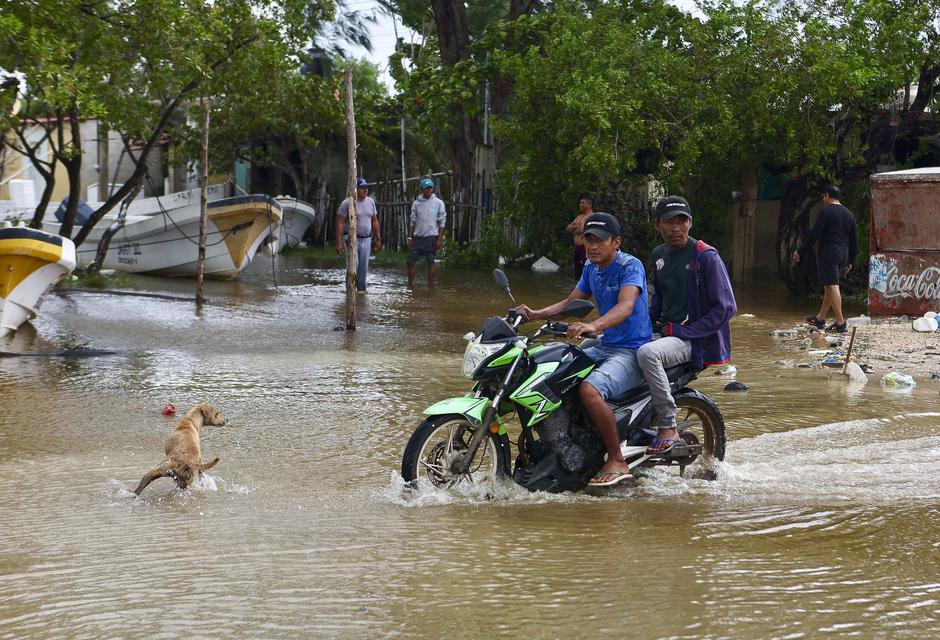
left=0, top=0, right=333, bottom=246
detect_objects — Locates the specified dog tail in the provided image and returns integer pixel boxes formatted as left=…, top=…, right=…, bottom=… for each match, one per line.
left=196, top=457, right=220, bottom=472
left=134, top=460, right=174, bottom=497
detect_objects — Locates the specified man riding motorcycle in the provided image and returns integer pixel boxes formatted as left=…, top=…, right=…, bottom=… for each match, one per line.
left=515, top=212, right=651, bottom=487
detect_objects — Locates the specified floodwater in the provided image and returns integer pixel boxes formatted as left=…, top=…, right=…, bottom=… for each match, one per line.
left=1, top=254, right=938, bottom=639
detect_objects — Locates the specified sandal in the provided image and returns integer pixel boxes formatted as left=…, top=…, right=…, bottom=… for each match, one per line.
left=827, top=322, right=847, bottom=333
left=646, top=435, right=682, bottom=455
left=804, top=315, right=825, bottom=329
left=588, top=469, right=633, bottom=487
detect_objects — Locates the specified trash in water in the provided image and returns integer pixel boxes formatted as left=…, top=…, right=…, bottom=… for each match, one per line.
left=822, top=355, right=843, bottom=367
left=844, top=361, right=868, bottom=384
left=912, top=316, right=939, bottom=332
left=740, top=313, right=755, bottom=318
left=925, top=311, right=937, bottom=320
left=531, top=256, right=560, bottom=273
left=724, top=381, right=749, bottom=391
left=714, top=364, right=737, bottom=376
left=846, top=315, right=871, bottom=327
left=770, top=329, right=797, bottom=338
left=800, top=337, right=812, bottom=347
left=161, top=402, right=177, bottom=416
left=880, top=371, right=916, bottom=388
left=824, top=336, right=842, bottom=346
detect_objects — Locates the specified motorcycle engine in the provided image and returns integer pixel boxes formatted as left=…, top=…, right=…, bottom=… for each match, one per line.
left=515, top=407, right=604, bottom=492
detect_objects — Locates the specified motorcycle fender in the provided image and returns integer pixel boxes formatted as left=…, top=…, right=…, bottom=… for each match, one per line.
left=423, top=397, right=508, bottom=435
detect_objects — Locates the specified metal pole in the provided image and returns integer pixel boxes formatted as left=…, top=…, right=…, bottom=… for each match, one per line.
left=196, top=99, right=209, bottom=306
left=344, top=70, right=358, bottom=330
left=400, top=110, right=407, bottom=202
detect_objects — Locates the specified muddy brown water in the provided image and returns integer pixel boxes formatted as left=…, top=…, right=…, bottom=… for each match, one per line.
left=1, top=254, right=938, bottom=639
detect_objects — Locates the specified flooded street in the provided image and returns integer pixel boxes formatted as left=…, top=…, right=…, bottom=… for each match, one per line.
left=1, top=254, right=938, bottom=639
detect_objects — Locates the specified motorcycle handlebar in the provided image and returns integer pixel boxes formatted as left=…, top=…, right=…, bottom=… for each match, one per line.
left=547, top=321, right=598, bottom=340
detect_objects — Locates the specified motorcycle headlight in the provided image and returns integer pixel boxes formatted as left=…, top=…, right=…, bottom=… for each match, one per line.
left=462, top=337, right=506, bottom=378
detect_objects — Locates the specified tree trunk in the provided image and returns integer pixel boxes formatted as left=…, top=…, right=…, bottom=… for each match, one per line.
left=196, top=100, right=210, bottom=304
left=776, top=174, right=819, bottom=294
left=344, top=70, right=358, bottom=331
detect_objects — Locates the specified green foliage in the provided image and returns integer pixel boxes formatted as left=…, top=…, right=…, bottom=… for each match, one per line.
left=443, top=213, right=527, bottom=269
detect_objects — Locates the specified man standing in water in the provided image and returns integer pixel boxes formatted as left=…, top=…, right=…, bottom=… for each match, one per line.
left=515, top=213, right=651, bottom=487
left=566, top=195, right=594, bottom=276
left=792, top=184, right=857, bottom=333
left=335, top=177, right=382, bottom=293
left=637, top=196, right=736, bottom=454
left=407, top=178, right=446, bottom=289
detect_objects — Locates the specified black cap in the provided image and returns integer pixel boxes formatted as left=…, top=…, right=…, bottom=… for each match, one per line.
left=582, top=212, right=621, bottom=240
left=654, top=196, right=692, bottom=221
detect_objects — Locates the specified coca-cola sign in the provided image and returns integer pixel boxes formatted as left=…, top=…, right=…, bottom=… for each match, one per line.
left=869, top=253, right=940, bottom=315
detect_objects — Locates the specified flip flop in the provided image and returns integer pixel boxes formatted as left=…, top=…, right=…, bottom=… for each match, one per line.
left=588, top=469, right=633, bottom=487
left=646, top=436, right=682, bottom=455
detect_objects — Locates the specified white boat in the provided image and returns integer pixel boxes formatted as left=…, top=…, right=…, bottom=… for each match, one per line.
left=274, top=196, right=317, bottom=250
left=42, top=194, right=282, bottom=279
left=0, top=227, right=76, bottom=338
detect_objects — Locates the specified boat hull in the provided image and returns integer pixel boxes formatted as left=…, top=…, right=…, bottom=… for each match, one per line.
left=274, top=197, right=317, bottom=249
left=0, top=227, right=77, bottom=338
left=44, top=195, right=281, bottom=279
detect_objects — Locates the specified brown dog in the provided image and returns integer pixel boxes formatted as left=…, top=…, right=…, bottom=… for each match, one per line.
left=134, top=403, right=228, bottom=496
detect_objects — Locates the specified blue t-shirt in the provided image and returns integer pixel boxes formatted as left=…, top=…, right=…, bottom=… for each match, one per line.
left=576, top=250, right=652, bottom=349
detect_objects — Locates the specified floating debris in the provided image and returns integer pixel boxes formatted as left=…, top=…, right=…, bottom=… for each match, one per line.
left=714, top=364, right=737, bottom=376
left=881, top=371, right=916, bottom=388
left=724, top=381, right=749, bottom=391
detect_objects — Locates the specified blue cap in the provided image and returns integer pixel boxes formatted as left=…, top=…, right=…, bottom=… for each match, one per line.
left=356, top=177, right=369, bottom=189
left=420, top=178, right=434, bottom=189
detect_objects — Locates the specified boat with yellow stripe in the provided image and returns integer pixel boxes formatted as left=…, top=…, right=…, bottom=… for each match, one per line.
left=0, top=227, right=77, bottom=338
left=43, top=195, right=281, bottom=279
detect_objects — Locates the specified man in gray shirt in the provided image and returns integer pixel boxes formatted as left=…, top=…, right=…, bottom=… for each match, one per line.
left=336, top=177, right=382, bottom=293
left=407, top=177, right=446, bottom=289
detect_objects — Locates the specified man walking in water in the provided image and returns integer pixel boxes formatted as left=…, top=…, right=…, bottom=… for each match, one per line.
left=792, top=184, right=857, bottom=333
left=566, top=195, right=593, bottom=276
left=637, top=196, right=736, bottom=454
left=335, top=177, right=381, bottom=293
left=407, top=178, right=446, bottom=289
left=515, top=213, right=651, bottom=487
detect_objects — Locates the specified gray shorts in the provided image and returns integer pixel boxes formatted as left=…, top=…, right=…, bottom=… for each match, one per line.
left=407, top=235, right=437, bottom=265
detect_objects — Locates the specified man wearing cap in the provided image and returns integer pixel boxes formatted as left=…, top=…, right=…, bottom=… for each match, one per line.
left=637, top=196, right=736, bottom=454
left=515, top=212, right=651, bottom=487
left=336, top=177, right=382, bottom=293
left=407, top=178, right=446, bottom=289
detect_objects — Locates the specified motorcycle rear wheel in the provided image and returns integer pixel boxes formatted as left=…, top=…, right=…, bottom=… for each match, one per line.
left=401, top=415, right=511, bottom=487
left=672, top=389, right=726, bottom=479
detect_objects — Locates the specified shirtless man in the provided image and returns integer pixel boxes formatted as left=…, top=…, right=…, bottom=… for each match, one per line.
left=566, top=195, right=594, bottom=276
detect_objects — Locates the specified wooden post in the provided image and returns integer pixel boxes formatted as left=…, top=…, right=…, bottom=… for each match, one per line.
left=344, top=70, right=358, bottom=330
left=196, top=99, right=210, bottom=306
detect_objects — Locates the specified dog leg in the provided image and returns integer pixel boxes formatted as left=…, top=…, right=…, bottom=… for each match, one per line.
left=134, top=460, right=174, bottom=496
left=195, top=457, right=220, bottom=472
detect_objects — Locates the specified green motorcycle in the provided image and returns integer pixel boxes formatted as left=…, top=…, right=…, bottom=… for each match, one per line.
left=401, top=269, right=726, bottom=492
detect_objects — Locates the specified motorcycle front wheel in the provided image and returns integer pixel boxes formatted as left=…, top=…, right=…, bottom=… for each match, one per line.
left=401, top=415, right=511, bottom=487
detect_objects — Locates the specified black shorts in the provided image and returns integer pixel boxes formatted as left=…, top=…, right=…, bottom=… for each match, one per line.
left=817, top=244, right=848, bottom=285
left=407, top=235, right=437, bottom=265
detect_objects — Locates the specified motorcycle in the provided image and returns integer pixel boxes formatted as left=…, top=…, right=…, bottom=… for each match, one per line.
left=400, top=269, right=727, bottom=493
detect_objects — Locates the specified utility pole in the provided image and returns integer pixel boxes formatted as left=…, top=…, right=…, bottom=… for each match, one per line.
left=196, top=99, right=210, bottom=307
left=344, top=70, right=358, bottom=330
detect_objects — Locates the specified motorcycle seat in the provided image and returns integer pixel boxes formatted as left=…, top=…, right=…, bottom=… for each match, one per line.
left=606, top=362, right=699, bottom=406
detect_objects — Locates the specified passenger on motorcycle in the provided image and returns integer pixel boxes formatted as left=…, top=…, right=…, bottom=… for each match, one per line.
left=637, top=196, right=737, bottom=454
left=515, top=212, right=651, bottom=487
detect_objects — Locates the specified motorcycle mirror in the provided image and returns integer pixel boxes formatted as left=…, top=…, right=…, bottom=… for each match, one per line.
left=492, top=268, right=515, bottom=304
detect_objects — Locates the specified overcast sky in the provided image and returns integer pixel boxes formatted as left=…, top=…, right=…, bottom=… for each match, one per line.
left=342, top=0, right=703, bottom=90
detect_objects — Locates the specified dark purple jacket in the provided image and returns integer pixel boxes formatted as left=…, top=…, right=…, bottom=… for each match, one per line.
left=651, top=240, right=736, bottom=369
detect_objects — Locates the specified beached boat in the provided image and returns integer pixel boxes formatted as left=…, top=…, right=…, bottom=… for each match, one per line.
left=0, top=227, right=76, bottom=338
left=274, top=196, right=317, bottom=250
left=42, top=194, right=282, bottom=279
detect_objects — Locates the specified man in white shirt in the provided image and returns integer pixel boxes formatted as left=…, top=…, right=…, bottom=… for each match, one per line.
left=407, top=178, right=446, bottom=289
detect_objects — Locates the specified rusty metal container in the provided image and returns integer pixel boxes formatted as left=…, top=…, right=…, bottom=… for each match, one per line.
left=869, top=168, right=940, bottom=316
